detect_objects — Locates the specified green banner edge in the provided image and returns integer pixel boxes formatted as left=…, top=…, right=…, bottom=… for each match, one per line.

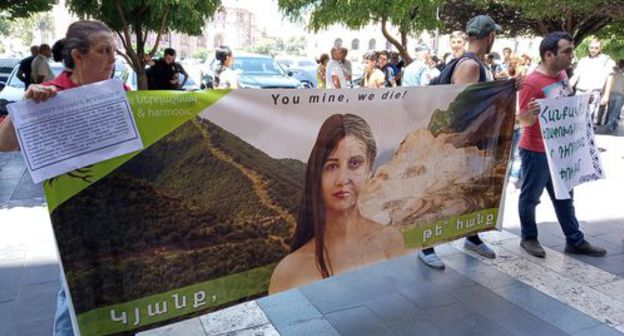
left=44, top=89, right=231, bottom=213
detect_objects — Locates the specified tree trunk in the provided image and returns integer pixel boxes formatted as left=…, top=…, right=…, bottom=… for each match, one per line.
left=134, top=27, right=149, bottom=90
left=128, top=55, right=148, bottom=90
left=380, top=17, right=412, bottom=64
left=137, top=71, right=149, bottom=90
left=113, top=0, right=150, bottom=90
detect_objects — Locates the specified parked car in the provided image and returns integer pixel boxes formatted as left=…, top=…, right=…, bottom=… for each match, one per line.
left=178, top=72, right=201, bottom=91
left=0, top=60, right=136, bottom=102
left=0, top=62, right=66, bottom=103
left=275, top=55, right=317, bottom=88
left=0, top=58, right=20, bottom=91
left=201, top=53, right=305, bottom=89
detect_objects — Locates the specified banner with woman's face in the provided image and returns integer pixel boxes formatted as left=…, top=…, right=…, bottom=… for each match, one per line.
left=44, top=81, right=516, bottom=335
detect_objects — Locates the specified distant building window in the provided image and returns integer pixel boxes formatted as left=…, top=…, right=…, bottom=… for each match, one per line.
left=351, top=38, right=360, bottom=50
left=368, top=39, right=376, bottom=50
left=334, top=38, right=343, bottom=48
left=385, top=41, right=393, bottom=51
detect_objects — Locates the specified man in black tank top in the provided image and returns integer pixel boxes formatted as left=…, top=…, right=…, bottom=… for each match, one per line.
left=418, top=15, right=502, bottom=270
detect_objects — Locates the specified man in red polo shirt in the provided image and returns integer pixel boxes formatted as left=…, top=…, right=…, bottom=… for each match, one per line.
left=517, top=31, right=606, bottom=258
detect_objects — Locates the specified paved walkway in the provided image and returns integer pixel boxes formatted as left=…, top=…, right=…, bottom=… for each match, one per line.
left=1, top=126, right=623, bottom=336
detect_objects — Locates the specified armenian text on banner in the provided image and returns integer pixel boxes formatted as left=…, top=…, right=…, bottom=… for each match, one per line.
left=43, top=80, right=516, bottom=335
left=537, top=94, right=605, bottom=199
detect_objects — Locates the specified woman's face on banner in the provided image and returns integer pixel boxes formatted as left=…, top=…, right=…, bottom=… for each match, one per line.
left=321, top=135, right=371, bottom=213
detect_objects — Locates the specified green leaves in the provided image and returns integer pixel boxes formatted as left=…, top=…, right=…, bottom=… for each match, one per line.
left=0, top=0, right=54, bottom=19
left=279, top=0, right=440, bottom=34
left=66, top=0, right=222, bottom=89
left=440, top=0, right=624, bottom=46
left=277, top=0, right=441, bottom=62
left=67, top=0, right=221, bottom=35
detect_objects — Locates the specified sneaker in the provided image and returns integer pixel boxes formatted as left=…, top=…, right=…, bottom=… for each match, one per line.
left=418, top=251, right=445, bottom=269
left=564, top=241, right=607, bottom=257
left=464, top=239, right=496, bottom=258
left=520, top=238, right=546, bottom=258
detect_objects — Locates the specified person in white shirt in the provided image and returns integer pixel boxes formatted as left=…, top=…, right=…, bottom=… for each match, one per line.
left=604, top=59, right=624, bottom=132
left=30, top=43, right=55, bottom=84
left=326, top=47, right=347, bottom=89
left=402, top=44, right=433, bottom=87
left=214, top=46, right=239, bottom=89
left=361, top=52, right=385, bottom=88
left=339, top=47, right=352, bottom=86
left=570, top=39, right=615, bottom=125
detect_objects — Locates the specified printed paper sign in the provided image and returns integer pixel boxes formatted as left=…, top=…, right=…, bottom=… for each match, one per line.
left=8, top=79, right=143, bottom=183
left=537, top=94, right=605, bottom=199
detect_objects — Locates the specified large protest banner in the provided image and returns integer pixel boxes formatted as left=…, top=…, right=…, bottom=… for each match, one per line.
left=537, top=94, right=605, bottom=199
left=43, top=80, right=516, bottom=335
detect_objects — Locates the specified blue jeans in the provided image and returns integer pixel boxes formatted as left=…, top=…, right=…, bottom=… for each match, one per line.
left=53, top=282, right=74, bottom=335
left=606, top=92, right=624, bottom=130
left=509, top=128, right=522, bottom=180
left=518, top=149, right=584, bottom=246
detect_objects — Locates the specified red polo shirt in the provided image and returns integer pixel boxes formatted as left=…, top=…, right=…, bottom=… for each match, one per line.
left=43, top=70, right=80, bottom=91
left=43, top=71, right=131, bottom=92
left=518, top=70, right=570, bottom=153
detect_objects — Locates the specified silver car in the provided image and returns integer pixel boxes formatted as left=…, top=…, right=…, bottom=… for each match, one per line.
left=0, top=59, right=19, bottom=87
left=0, top=62, right=66, bottom=103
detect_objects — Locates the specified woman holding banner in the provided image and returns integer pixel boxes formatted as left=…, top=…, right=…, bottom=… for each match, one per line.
left=269, top=114, right=406, bottom=294
left=0, top=21, right=121, bottom=152
left=0, top=20, right=123, bottom=335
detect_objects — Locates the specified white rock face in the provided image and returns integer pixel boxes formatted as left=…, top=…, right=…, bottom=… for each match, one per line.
left=358, top=129, right=499, bottom=228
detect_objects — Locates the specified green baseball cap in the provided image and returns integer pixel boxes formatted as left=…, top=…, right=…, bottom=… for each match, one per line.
left=466, top=15, right=502, bottom=38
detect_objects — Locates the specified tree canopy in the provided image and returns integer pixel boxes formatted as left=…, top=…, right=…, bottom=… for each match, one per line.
left=440, top=0, right=624, bottom=47
left=1, top=12, right=54, bottom=46
left=67, top=0, right=221, bottom=89
left=0, top=0, right=55, bottom=37
left=278, top=0, right=624, bottom=61
left=278, top=0, right=441, bottom=63
left=0, top=0, right=54, bottom=19
left=575, top=24, right=624, bottom=61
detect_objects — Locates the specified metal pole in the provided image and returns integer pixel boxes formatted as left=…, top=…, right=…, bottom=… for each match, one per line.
left=434, top=6, right=440, bottom=55
left=38, top=18, right=46, bottom=44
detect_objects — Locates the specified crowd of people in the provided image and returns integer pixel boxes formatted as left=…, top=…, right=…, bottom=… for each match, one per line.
left=14, top=42, right=195, bottom=92
left=0, top=11, right=623, bottom=336
left=314, top=28, right=623, bottom=134
left=13, top=29, right=623, bottom=133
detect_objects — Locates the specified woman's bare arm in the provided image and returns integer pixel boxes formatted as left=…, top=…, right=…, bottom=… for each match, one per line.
left=0, top=85, right=58, bottom=152
left=0, top=117, right=19, bottom=152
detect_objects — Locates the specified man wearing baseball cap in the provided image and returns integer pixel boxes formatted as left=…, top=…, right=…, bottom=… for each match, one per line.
left=451, top=14, right=502, bottom=83
left=467, top=15, right=502, bottom=37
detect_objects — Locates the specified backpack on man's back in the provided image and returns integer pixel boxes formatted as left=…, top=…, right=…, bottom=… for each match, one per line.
left=429, top=52, right=486, bottom=85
